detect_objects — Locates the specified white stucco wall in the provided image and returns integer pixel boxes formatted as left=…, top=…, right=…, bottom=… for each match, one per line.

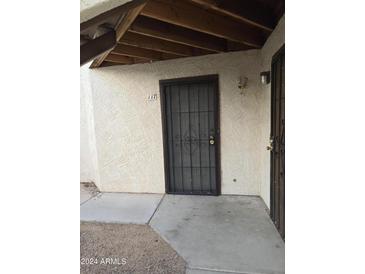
left=258, top=15, right=285, bottom=208
left=80, top=64, right=100, bottom=183
left=81, top=50, right=264, bottom=194
left=80, top=15, right=284, bottom=205
left=80, top=0, right=133, bottom=23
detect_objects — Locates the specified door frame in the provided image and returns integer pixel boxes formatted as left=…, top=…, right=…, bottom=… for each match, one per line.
left=270, top=45, right=285, bottom=239
left=159, top=74, right=221, bottom=195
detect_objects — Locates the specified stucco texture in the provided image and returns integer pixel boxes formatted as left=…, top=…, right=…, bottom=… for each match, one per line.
left=80, top=16, right=285, bottom=206
left=80, top=65, right=100, bottom=183
left=80, top=0, right=133, bottom=23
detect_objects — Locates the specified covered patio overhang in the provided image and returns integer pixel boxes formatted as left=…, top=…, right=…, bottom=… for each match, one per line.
left=80, top=0, right=285, bottom=244
left=80, top=0, right=284, bottom=67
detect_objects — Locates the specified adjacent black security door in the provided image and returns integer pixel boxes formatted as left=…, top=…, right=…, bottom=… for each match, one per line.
left=270, top=46, right=285, bottom=240
left=160, top=75, right=220, bottom=195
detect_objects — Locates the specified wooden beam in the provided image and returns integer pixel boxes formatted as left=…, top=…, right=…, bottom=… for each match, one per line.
left=226, top=41, right=253, bottom=52
left=120, top=32, right=188, bottom=56
left=120, top=32, right=213, bottom=57
left=99, top=61, right=120, bottom=67
left=90, top=1, right=148, bottom=69
left=80, top=30, right=116, bottom=66
left=189, top=0, right=275, bottom=32
left=130, top=16, right=226, bottom=52
left=141, top=0, right=264, bottom=48
left=105, top=54, right=134, bottom=64
left=104, top=53, right=149, bottom=64
left=112, top=44, right=180, bottom=60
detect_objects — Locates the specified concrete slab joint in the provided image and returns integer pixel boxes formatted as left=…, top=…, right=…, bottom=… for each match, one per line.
left=80, top=190, right=284, bottom=274
left=150, top=195, right=284, bottom=274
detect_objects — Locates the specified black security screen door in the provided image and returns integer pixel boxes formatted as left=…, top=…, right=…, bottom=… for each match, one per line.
left=270, top=46, right=285, bottom=240
left=160, top=75, right=220, bottom=195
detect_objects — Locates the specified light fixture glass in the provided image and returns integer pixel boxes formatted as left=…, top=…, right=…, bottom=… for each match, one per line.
left=260, top=71, right=270, bottom=85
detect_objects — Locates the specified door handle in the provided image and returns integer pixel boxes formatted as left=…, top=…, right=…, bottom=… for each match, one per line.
left=209, top=135, right=215, bottom=145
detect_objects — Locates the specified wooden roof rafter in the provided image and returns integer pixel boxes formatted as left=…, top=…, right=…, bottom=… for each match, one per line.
left=81, top=0, right=284, bottom=68
left=188, top=0, right=276, bottom=32
left=140, top=0, right=265, bottom=48
left=113, top=44, right=181, bottom=60
left=89, top=0, right=149, bottom=68
left=104, top=54, right=149, bottom=64
left=129, top=16, right=228, bottom=53
left=119, top=32, right=214, bottom=57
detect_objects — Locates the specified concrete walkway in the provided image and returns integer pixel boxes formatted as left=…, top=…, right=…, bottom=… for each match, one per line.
left=80, top=192, right=163, bottom=224
left=150, top=195, right=284, bottom=274
left=80, top=191, right=284, bottom=274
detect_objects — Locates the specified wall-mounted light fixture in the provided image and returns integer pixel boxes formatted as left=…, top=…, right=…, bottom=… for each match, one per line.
left=260, top=71, right=270, bottom=85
